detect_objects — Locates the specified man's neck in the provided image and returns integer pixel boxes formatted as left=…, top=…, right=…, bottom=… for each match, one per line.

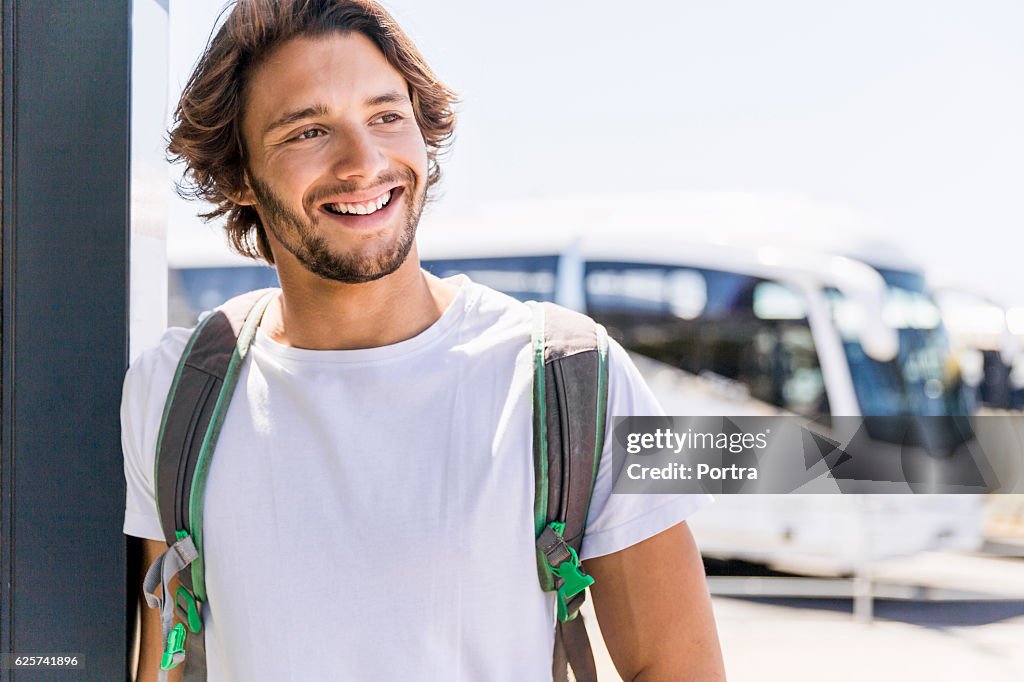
left=259, top=251, right=458, bottom=351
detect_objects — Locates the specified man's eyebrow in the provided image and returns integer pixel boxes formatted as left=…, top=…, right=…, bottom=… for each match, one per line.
left=365, top=90, right=411, bottom=108
left=263, top=104, right=330, bottom=136
left=262, top=92, right=410, bottom=136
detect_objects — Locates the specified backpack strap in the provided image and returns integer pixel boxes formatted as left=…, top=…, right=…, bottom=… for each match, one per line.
left=143, top=292, right=608, bottom=681
left=529, top=302, right=610, bottom=682
left=144, top=288, right=277, bottom=680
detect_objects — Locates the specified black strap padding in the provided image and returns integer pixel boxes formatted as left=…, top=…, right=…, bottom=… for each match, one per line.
left=156, top=289, right=278, bottom=555
left=541, top=303, right=605, bottom=551
left=156, top=370, right=220, bottom=592
left=544, top=352, right=605, bottom=547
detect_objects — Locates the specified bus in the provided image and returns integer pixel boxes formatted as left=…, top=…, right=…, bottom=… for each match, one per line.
left=416, top=227, right=983, bottom=569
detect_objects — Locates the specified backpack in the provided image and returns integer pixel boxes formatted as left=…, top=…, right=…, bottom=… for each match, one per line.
left=142, top=289, right=610, bottom=682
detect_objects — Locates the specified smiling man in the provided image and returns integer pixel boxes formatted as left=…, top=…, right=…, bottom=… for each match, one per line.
left=122, top=1, right=724, bottom=681
left=242, top=37, right=424, bottom=286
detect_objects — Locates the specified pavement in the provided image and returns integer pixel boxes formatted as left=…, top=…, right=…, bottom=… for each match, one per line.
left=584, top=595, right=1024, bottom=681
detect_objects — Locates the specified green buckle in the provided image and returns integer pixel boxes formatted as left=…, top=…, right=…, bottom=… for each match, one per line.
left=175, top=586, right=203, bottom=634
left=160, top=622, right=187, bottom=671
left=545, top=522, right=595, bottom=622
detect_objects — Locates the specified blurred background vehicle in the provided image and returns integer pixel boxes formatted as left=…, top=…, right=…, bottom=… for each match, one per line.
left=417, top=224, right=986, bottom=571
left=934, top=286, right=1024, bottom=411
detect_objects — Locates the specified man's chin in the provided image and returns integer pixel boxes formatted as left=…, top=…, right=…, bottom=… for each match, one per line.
left=295, top=236, right=417, bottom=285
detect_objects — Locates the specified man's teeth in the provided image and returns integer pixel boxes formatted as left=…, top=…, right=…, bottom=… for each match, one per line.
left=327, top=190, right=393, bottom=216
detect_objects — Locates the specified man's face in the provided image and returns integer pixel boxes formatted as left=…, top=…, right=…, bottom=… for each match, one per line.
left=239, top=32, right=428, bottom=283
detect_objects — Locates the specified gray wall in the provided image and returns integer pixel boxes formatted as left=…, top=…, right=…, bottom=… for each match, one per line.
left=2, top=1, right=131, bottom=679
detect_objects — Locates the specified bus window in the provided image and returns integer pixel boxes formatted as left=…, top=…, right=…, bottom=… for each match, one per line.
left=585, top=262, right=828, bottom=416
left=421, top=255, right=559, bottom=302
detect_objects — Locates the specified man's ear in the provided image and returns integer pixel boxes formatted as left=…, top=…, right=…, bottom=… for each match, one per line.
left=227, top=171, right=257, bottom=206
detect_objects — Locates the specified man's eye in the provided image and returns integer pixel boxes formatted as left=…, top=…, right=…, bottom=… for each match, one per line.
left=372, top=113, right=403, bottom=125
left=293, top=128, right=324, bottom=141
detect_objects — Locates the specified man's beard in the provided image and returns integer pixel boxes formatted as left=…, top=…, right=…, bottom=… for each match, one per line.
left=248, top=170, right=423, bottom=284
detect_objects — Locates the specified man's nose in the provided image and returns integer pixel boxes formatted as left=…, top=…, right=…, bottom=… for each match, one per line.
left=330, top=126, right=388, bottom=182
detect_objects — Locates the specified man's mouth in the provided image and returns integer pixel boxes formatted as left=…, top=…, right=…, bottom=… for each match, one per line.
left=322, top=188, right=398, bottom=217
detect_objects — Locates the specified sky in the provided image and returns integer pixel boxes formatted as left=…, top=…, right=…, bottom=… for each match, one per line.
left=164, top=0, right=1024, bottom=306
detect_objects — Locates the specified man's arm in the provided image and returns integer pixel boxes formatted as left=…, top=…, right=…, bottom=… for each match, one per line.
left=136, top=538, right=183, bottom=682
left=586, top=521, right=726, bottom=681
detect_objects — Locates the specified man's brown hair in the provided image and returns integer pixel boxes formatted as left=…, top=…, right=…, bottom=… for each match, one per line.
left=168, top=0, right=458, bottom=263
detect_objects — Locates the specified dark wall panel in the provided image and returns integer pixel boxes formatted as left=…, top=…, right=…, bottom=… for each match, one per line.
left=2, top=2, right=130, bottom=680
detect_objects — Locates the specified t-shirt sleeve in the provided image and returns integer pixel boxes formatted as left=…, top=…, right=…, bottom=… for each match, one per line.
left=122, top=327, right=192, bottom=542
left=580, top=339, right=713, bottom=560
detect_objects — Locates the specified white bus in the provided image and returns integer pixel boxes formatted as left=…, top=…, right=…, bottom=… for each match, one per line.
left=417, top=227, right=983, bottom=570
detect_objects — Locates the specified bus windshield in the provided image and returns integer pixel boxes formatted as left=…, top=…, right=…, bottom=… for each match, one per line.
left=828, top=284, right=971, bottom=417
left=584, top=261, right=829, bottom=416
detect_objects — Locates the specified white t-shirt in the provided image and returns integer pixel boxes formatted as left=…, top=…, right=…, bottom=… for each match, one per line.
left=123, top=275, right=712, bottom=681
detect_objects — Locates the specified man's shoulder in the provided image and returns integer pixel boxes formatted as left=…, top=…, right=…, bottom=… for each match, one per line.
left=455, top=278, right=533, bottom=343
left=461, top=278, right=532, bottom=319
left=123, top=325, right=194, bottom=402
left=460, top=278, right=601, bottom=337
left=120, top=325, right=195, bottom=485
left=132, top=324, right=193, bottom=368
